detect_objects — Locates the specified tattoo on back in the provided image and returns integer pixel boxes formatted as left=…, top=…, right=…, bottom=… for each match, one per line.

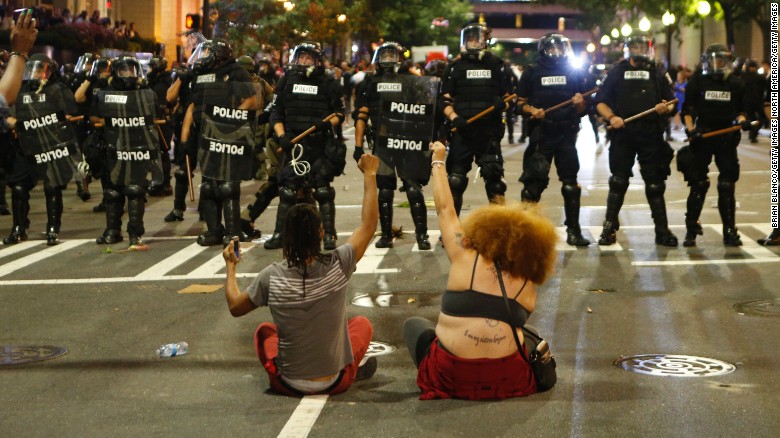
left=485, top=318, right=499, bottom=327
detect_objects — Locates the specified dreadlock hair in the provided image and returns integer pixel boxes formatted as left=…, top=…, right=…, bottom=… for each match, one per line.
left=282, top=203, right=327, bottom=271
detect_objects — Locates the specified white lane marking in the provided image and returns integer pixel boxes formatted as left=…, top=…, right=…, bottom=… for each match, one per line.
left=277, top=395, right=328, bottom=438
left=0, top=241, right=45, bottom=260
left=587, top=226, right=623, bottom=252
left=0, top=240, right=86, bottom=278
left=135, top=242, right=210, bottom=280
left=185, top=243, right=258, bottom=278
left=353, top=237, right=400, bottom=274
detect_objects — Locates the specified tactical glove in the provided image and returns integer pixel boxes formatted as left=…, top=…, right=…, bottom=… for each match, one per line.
left=353, top=146, right=365, bottom=163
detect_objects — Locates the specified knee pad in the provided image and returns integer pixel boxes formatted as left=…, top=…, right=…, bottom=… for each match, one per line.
left=314, top=186, right=335, bottom=203
left=448, top=173, right=468, bottom=195
left=690, top=179, right=710, bottom=194
left=125, top=185, right=147, bottom=199
left=218, top=181, right=240, bottom=199
left=405, top=183, right=424, bottom=203
left=645, top=181, right=665, bottom=197
left=103, top=188, right=122, bottom=202
left=200, top=180, right=217, bottom=200
left=485, top=179, right=507, bottom=197
left=561, top=181, right=581, bottom=197
left=521, top=187, right=541, bottom=203
left=608, top=175, right=629, bottom=194
left=279, top=186, right=297, bottom=203
left=174, top=168, right=188, bottom=182
left=11, top=185, right=30, bottom=201
left=378, top=188, right=395, bottom=203
left=717, top=181, right=735, bottom=193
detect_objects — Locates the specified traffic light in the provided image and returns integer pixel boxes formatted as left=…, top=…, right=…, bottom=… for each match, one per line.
left=185, top=13, right=200, bottom=30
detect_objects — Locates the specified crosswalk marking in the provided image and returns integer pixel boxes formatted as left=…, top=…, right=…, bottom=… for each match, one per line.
left=0, top=224, right=777, bottom=285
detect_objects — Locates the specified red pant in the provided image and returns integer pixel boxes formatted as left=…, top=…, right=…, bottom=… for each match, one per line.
left=254, top=316, right=373, bottom=396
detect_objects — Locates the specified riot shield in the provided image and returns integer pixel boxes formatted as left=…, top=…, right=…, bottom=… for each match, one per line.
left=196, top=80, right=256, bottom=182
left=98, top=88, right=163, bottom=187
left=15, top=88, right=81, bottom=187
left=374, top=75, right=438, bottom=181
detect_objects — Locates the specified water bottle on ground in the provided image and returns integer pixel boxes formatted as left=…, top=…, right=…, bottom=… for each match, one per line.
left=157, top=341, right=189, bottom=358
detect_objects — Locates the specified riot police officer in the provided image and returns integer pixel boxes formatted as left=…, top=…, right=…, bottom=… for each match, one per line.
left=91, top=55, right=162, bottom=247
left=163, top=61, right=196, bottom=222
left=441, top=23, right=510, bottom=216
left=517, top=33, right=590, bottom=246
left=4, top=54, right=80, bottom=245
left=680, top=44, right=752, bottom=247
left=264, top=42, right=345, bottom=250
left=354, top=42, right=434, bottom=249
left=183, top=39, right=257, bottom=246
left=146, top=55, right=174, bottom=196
left=595, top=33, right=678, bottom=247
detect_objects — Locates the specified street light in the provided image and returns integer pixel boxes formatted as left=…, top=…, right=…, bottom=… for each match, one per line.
left=638, top=17, right=651, bottom=32
left=697, top=1, right=710, bottom=53
left=283, top=1, right=295, bottom=11
left=600, top=35, right=611, bottom=45
left=620, top=24, right=632, bottom=37
left=611, top=28, right=620, bottom=39
left=662, top=10, right=676, bottom=68
left=337, top=14, right=346, bottom=23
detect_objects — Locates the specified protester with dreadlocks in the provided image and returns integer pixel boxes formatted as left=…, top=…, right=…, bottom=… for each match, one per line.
left=221, top=153, right=380, bottom=396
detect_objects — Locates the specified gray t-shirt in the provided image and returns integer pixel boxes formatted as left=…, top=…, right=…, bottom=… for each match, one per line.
left=247, top=244, right=357, bottom=380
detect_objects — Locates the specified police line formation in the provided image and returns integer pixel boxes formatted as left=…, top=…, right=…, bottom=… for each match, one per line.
left=2, top=23, right=778, bottom=251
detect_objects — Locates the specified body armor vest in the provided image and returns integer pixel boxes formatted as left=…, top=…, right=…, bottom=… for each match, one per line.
left=280, top=71, right=333, bottom=135
left=613, top=61, right=662, bottom=121
left=525, top=62, right=580, bottom=122
left=450, top=55, right=503, bottom=119
left=693, top=73, right=742, bottom=128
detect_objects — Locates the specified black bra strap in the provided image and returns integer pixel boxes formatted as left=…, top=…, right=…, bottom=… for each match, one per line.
left=469, top=253, right=479, bottom=290
left=495, top=260, right=530, bottom=363
left=513, top=278, right=528, bottom=300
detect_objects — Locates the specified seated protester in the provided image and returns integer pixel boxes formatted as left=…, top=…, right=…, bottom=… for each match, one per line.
left=403, top=141, right=558, bottom=400
left=221, top=154, right=381, bottom=396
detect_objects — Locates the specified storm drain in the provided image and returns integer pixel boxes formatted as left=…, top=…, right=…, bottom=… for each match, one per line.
left=1, top=345, right=68, bottom=365
left=614, top=354, right=736, bottom=377
left=352, top=291, right=441, bottom=308
left=734, top=299, right=780, bottom=316
left=364, top=341, right=396, bottom=358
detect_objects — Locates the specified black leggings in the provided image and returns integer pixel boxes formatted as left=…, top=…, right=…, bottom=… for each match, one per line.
left=403, top=317, right=437, bottom=368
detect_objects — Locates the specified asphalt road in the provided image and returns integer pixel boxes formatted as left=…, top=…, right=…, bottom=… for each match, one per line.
left=1, top=120, right=779, bottom=437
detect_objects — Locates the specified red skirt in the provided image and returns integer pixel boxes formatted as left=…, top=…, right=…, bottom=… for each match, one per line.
left=416, top=339, right=537, bottom=400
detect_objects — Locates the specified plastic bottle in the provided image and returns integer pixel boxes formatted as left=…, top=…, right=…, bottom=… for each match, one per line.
left=156, top=341, right=189, bottom=358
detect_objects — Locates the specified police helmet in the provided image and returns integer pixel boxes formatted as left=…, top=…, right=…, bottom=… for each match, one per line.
left=538, top=33, right=572, bottom=59
left=701, top=44, right=736, bottom=77
left=23, top=53, right=53, bottom=89
left=424, top=58, right=447, bottom=78
left=74, top=53, right=99, bottom=75
left=189, top=39, right=234, bottom=74
left=237, top=55, right=256, bottom=74
left=148, top=55, right=168, bottom=75
left=460, top=23, right=491, bottom=57
left=111, top=55, right=146, bottom=90
left=89, top=58, right=112, bottom=79
left=289, top=41, right=323, bottom=75
left=371, top=42, right=405, bottom=73
left=623, top=33, right=655, bottom=65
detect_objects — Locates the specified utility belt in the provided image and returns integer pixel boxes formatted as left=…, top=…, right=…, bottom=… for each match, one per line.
left=696, top=121, right=735, bottom=133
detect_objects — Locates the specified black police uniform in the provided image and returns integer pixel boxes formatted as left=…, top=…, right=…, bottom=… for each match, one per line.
left=190, top=61, right=255, bottom=246
left=442, top=51, right=509, bottom=215
left=265, top=68, right=345, bottom=250
left=4, top=80, right=78, bottom=245
left=741, top=68, right=767, bottom=142
left=504, top=63, right=518, bottom=143
left=164, top=70, right=195, bottom=221
left=595, top=59, right=677, bottom=246
left=681, top=69, right=747, bottom=246
left=517, top=56, right=590, bottom=245
left=147, top=69, right=174, bottom=193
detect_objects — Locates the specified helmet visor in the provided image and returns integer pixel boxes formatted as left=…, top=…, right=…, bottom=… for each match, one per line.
left=460, top=27, right=487, bottom=52
left=540, top=36, right=572, bottom=58
left=702, top=50, right=735, bottom=75
left=89, top=60, right=112, bottom=78
left=291, top=47, right=318, bottom=67
left=23, top=60, right=51, bottom=82
left=74, top=55, right=96, bottom=74
left=623, top=37, right=654, bottom=61
left=115, top=61, right=145, bottom=80
left=371, top=47, right=400, bottom=66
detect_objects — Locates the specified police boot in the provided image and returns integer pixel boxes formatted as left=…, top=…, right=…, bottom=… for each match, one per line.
left=126, top=185, right=146, bottom=247
left=375, top=189, right=394, bottom=248
left=3, top=186, right=31, bottom=244
left=44, top=188, right=63, bottom=246
left=223, top=200, right=250, bottom=244
left=646, top=182, right=678, bottom=247
left=598, top=176, right=628, bottom=245
left=683, top=180, right=709, bottom=247
left=561, top=182, right=590, bottom=247
left=758, top=228, right=780, bottom=246
left=96, top=190, right=124, bottom=244
left=717, top=181, right=742, bottom=246
left=408, top=185, right=430, bottom=250
left=197, top=199, right=223, bottom=246
left=315, top=187, right=337, bottom=250
left=264, top=187, right=295, bottom=250
left=164, top=169, right=189, bottom=222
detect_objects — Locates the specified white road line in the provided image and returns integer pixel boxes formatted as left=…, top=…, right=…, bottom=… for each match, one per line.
left=185, top=243, right=258, bottom=278
left=587, top=226, right=623, bottom=252
left=277, top=395, right=328, bottom=438
left=0, top=239, right=86, bottom=278
left=134, top=243, right=210, bottom=280
left=354, top=237, right=400, bottom=274
left=0, top=240, right=45, bottom=260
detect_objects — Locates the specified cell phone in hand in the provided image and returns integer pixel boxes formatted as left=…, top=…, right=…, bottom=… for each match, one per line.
left=233, top=239, right=240, bottom=258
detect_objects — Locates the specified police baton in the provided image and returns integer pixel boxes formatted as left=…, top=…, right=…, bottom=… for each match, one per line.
left=543, top=87, right=598, bottom=114
left=92, top=119, right=167, bottom=128
left=276, top=113, right=338, bottom=153
left=606, top=98, right=678, bottom=130
left=66, top=115, right=84, bottom=123
left=451, top=94, right=517, bottom=133
left=185, top=154, right=195, bottom=202
left=684, top=121, right=760, bottom=142
left=154, top=123, right=170, bottom=151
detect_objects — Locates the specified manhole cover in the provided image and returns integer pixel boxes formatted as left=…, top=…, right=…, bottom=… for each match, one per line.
left=734, top=299, right=780, bottom=316
left=1, top=345, right=68, bottom=365
left=614, top=354, right=735, bottom=377
left=365, top=341, right=395, bottom=358
left=352, top=291, right=440, bottom=308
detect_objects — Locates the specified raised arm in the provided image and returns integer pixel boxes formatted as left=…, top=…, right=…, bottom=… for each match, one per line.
left=346, top=154, right=379, bottom=261
left=430, top=141, right=466, bottom=262
left=0, top=11, right=37, bottom=105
